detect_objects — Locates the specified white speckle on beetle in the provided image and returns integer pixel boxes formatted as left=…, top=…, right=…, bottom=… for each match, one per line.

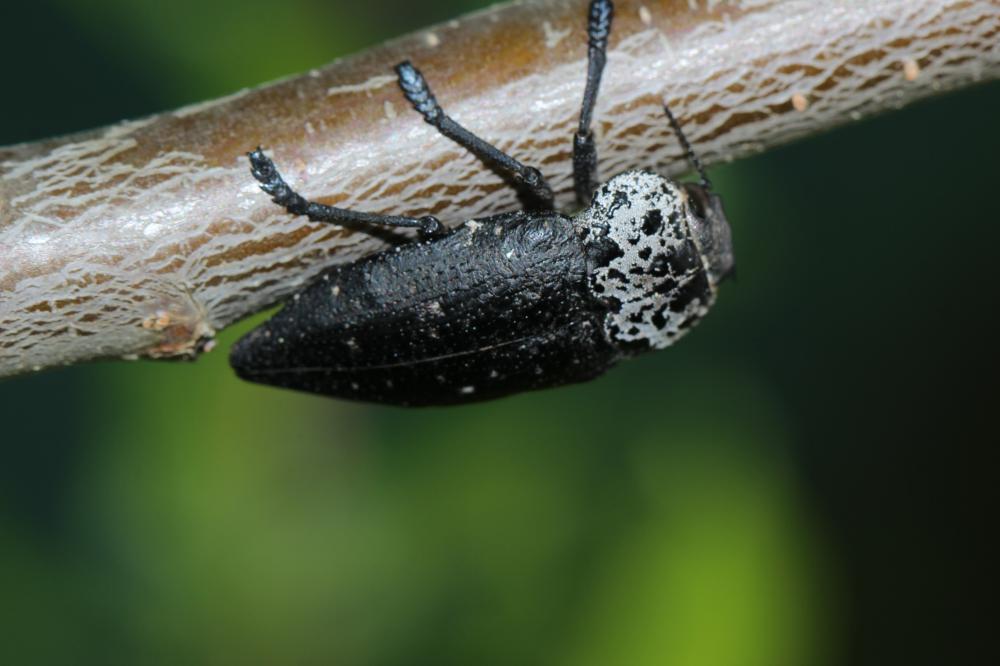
left=460, top=386, right=476, bottom=395
left=489, top=370, right=499, bottom=379
left=350, top=382, right=360, bottom=390
left=903, top=58, right=920, bottom=81
left=465, top=220, right=482, bottom=232
left=639, top=6, right=653, bottom=25
left=427, top=301, right=443, bottom=315
left=143, top=223, right=163, bottom=237
left=506, top=249, right=516, bottom=259
left=791, top=92, right=809, bottom=111
left=425, top=32, right=441, bottom=47
left=331, top=285, right=341, bottom=296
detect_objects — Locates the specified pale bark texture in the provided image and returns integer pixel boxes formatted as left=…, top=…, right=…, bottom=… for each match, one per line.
left=1, top=0, right=998, bottom=377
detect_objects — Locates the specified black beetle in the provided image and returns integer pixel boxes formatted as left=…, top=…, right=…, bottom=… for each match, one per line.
left=230, top=0, right=735, bottom=406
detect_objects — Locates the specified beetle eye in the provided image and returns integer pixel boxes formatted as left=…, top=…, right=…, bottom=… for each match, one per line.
left=687, top=194, right=705, bottom=218
left=684, top=187, right=706, bottom=219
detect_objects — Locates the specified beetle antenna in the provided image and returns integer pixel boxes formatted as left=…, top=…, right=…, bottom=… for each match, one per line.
left=662, top=102, right=712, bottom=191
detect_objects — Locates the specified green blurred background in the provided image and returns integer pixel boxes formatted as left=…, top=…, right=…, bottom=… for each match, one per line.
left=1, top=1, right=997, bottom=664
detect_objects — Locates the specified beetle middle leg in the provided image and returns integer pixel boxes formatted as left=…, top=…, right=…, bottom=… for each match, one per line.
left=395, top=61, right=554, bottom=212
left=247, top=148, right=445, bottom=237
left=572, top=0, right=614, bottom=207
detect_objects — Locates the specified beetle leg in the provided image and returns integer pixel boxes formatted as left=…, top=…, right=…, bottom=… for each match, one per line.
left=395, top=61, right=554, bottom=212
left=248, top=148, right=445, bottom=238
left=573, top=0, right=614, bottom=207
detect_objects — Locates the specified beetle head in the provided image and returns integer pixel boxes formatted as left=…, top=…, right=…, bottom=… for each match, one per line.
left=682, top=183, right=735, bottom=287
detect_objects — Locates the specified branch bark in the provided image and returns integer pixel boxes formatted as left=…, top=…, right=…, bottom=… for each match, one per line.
left=1, top=0, right=997, bottom=378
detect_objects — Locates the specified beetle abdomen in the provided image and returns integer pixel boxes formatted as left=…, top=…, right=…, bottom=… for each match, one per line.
left=230, top=212, right=620, bottom=406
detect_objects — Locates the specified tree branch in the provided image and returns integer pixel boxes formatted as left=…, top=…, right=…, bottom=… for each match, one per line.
left=1, top=0, right=997, bottom=378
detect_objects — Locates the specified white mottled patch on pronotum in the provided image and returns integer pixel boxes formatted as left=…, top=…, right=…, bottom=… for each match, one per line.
left=542, top=21, right=571, bottom=49
left=576, top=171, right=715, bottom=350
left=326, top=74, right=396, bottom=97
